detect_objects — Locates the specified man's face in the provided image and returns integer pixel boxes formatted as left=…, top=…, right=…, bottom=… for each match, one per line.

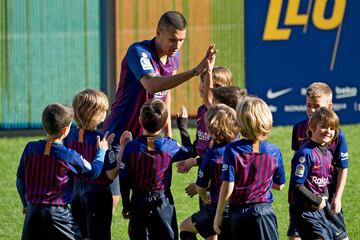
left=306, top=96, right=332, bottom=118
left=156, top=26, right=186, bottom=57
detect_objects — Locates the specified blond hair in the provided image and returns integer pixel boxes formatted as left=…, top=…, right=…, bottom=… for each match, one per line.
left=307, top=107, right=339, bottom=141
left=72, top=89, right=109, bottom=130
left=205, top=104, right=239, bottom=143
left=306, top=82, right=333, bottom=102
left=212, top=66, right=233, bottom=87
left=237, top=96, right=273, bottom=141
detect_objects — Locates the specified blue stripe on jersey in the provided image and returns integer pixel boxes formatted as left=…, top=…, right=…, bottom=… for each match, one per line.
left=120, top=135, right=192, bottom=192
left=288, top=141, right=332, bottom=207
left=103, top=38, right=180, bottom=141
left=222, top=139, right=285, bottom=205
left=196, top=143, right=227, bottom=203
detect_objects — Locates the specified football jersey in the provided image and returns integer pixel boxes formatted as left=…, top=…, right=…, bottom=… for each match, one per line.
left=103, top=38, right=180, bottom=141
left=194, top=104, right=211, bottom=158
left=221, top=139, right=285, bottom=206
left=64, top=128, right=117, bottom=185
left=288, top=141, right=332, bottom=208
left=16, top=140, right=104, bottom=205
left=196, top=143, right=227, bottom=203
left=120, top=135, right=192, bottom=192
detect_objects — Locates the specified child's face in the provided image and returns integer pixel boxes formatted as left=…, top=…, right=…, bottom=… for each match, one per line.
left=306, top=96, right=332, bottom=118
left=310, top=122, right=336, bottom=145
left=198, top=75, right=205, bottom=98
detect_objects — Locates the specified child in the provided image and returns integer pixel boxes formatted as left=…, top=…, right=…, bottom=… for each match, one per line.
left=214, top=96, right=286, bottom=240
left=63, top=89, right=132, bottom=240
left=180, top=104, right=239, bottom=240
left=288, top=107, right=341, bottom=239
left=289, top=82, right=348, bottom=240
left=16, top=103, right=114, bottom=240
left=119, top=99, right=193, bottom=240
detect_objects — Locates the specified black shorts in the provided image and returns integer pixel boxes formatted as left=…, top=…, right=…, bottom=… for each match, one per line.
left=290, top=206, right=334, bottom=240
left=230, top=203, right=279, bottom=240
left=22, top=204, right=81, bottom=240
left=191, top=204, right=230, bottom=239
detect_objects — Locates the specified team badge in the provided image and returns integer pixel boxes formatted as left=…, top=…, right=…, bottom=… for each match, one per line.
left=140, top=52, right=154, bottom=71
left=222, top=164, right=228, bottom=171
left=108, top=150, right=116, bottom=164
left=295, top=164, right=305, bottom=177
left=198, top=170, right=204, bottom=178
left=298, top=156, right=305, bottom=163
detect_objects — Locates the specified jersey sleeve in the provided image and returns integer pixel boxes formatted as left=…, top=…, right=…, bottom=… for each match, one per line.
left=103, top=144, right=120, bottom=171
left=126, top=44, right=155, bottom=81
left=16, top=145, right=28, bottom=208
left=291, top=151, right=311, bottom=185
left=272, top=149, right=286, bottom=185
left=221, top=146, right=235, bottom=182
left=332, top=129, right=349, bottom=169
left=196, top=151, right=212, bottom=188
left=167, top=138, right=193, bottom=162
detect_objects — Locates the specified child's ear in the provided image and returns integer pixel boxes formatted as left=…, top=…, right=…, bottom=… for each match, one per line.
left=328, top=103, right=333, bottom=110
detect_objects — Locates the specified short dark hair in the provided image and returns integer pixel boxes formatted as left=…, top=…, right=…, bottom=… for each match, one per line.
left=157, top=11, right=186, bottom=31
left=211, top=86, right=247, bottom=110
left=140, top=99, right=168, bottom=133
left=42, top=103, right=73, bottom=135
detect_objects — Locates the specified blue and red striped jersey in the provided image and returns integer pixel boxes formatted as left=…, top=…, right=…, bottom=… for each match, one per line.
left=16, top=140, right=100, bottom=205
left=64, top=128, right=117, bottom=185
left=103, top=38, right=180, bottom=141
left=291, top=119, right=349, bottom=187
left=196, top=143, right=227, bottom=204
left=221, top=139, right=286, bottom=206
left=194, top=104, right=211, bottom=158
left=288, top=141, right=332, bottom=207
left=120, top=135, right=192, bottom=192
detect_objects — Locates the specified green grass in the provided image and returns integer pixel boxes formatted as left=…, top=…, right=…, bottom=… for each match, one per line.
left=1, top=124, right=359, bottom=239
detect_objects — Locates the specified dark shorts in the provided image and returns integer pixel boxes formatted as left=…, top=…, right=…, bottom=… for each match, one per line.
left=290, top=206, right=334, bottom=240
left=287, top=206, right=300, bottom=237
left=230, top=203, right=279, bottom=240
left=324, top=203, right=348, bottom=240
left=22, top=204, right=81, bottom=240
left=71, top=184, right=113, bottom=240
left=191, top=204, right=230, bottom=239
left=109, top=175, right=120, bottom=196
left=128, top=191, right=178, bottom=240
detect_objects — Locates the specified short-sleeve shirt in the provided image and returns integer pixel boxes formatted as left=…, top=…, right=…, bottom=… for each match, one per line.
left=196, top=143, right=227, bottom=204
left=103, top=38, right=180, bottom=141
left=120, top=135, right=192, bottom=192
left=194, top=104, right=211, bottom=158
left=288, top=141, right=332, bottom=208
left=64, top=128, right=117, bottom=185
left=16, top=140, right=92, bottom=205
left=221, top=139, right=286, bottom=206
left=291, top=119, right=349, bottom=187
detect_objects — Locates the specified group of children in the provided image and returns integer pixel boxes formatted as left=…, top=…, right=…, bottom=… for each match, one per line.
left=16, top=62, right=349, bottom=240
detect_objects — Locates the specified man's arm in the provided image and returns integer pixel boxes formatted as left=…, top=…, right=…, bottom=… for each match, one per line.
left=140, top=44, right=216, bottom=93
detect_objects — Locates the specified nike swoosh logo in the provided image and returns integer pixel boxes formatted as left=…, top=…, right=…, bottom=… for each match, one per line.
left=267, top=88, right=292, bottom=99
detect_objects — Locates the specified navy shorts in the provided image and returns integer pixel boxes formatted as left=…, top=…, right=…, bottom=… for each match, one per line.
left=230, top=203, right=279, bottom=240
left=128, top=191, right=178, bottom=240
left=287, top=205, right=300, bottom=237
left=22, top=204, right=81, bottom=240
left=290, top=206, right=334, bottom=240
left=191, top=204, right=230, bottom=239
left=324, top=203, right=348, bottom=240
left=71, top=184, right=113, bottom=240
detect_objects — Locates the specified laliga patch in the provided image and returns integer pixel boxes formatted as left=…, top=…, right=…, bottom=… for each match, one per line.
left=198, top=169, right=204, bottom=178
left=108, top=150, right=116, bottom=164
left=298, top=156, right=306, bottom=163
left=140, top=52, right=154, bottom=71
left=295, top=164, right=305, bottom=177
left=341, top=152, right=348, bottom=161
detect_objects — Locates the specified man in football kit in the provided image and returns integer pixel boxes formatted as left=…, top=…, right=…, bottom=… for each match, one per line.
left=103, top=11, right=216, bottom=209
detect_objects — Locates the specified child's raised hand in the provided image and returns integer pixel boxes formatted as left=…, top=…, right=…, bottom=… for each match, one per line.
left=96, top=131, right=115, bottom=151
left=120, top=131, right=132, bottom=146
left=176, top=105, right=188, bottom=119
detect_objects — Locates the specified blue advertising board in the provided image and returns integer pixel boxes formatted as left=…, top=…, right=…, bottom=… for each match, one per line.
left=245, top=0, right=360, bottom=125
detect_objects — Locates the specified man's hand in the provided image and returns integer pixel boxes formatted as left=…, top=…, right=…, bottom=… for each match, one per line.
left=185, top=182, right=198, bottom=197
left=193, top=44, right=217, bottom=76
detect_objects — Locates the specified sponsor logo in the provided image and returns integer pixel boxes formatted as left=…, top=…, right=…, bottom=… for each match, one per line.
left=354, top=102, right=360, bottom=111
left=341, top=152, right=348, bottom=161
left=295, top=164, right=305, bottom=177
left=284, top=105, right=306, bottom=112
left=197, top=129, right=211, bottom=141
left=332, top=103, right=347, bottom=111
left=311, top=176, right=328, bottom=187
left=298, top=157, right=306, bottom=163
left=301, top=87, right=307, bottom=96
left=198, top=170, right=204, bottom=178
left=335, top=86, right=357, bottom=99
left=222, top=164, right=228, bottom=171
left=266, top=88, right=292, bottom=99
left=140, top=52, right=154, bottom=71
left=269, top=105, right=277, bottom=112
